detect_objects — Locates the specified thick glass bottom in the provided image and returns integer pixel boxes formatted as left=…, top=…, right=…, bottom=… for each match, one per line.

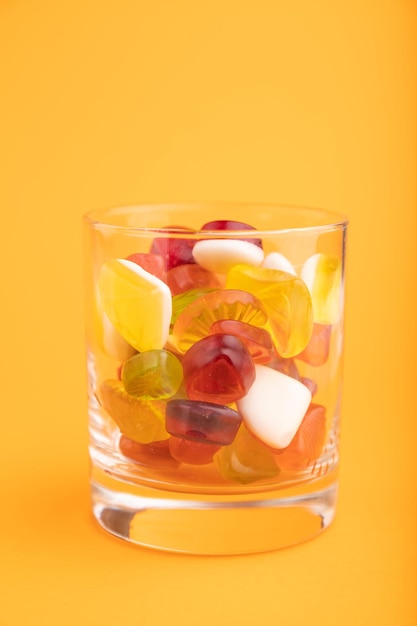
left=91, top=468, right=338, bottom=554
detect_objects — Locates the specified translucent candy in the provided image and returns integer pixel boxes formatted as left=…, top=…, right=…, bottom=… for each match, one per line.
left=237, top=364, right=312, bottom=449
left=150, top=226, right=197, bottom=270
left=297, top=323, right=331, bottom=366
left=274, top=403, right=326, bottom=470
left=165, top=398, right=242, bottom=445
left=301, top=253, right=342, bottom=324
left=200, top=220, right=263, bottom=248
left=167, top=263, right=221, bottom=296
left=214, top=424, right=280, bottom=484
left=171, top=288, right=217, bottom=331
left=121, top=350, right=183, bottom=400
left=119, top=435, right=180, bottom=470
left=226, top=264, right=313, bottom=358
left=97, top=259, right=172, bottom=352
left=125, top=252, right=166, bottom=281
left=169, top=436, right=221, bottom=465
left=98, top=379, right=169, bottom=443
left=172, top=289, right=268, bottom=353
left=182, top=334, right=256, bottom=404
left=209, top=319, right=275, bottom=364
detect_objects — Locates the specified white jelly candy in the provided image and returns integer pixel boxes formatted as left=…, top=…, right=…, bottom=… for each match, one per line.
left=237, top=364, right=312, bottom=449
left=192, top=239, right=264, bottom=274
left=262, top=252, right=296, bottom=276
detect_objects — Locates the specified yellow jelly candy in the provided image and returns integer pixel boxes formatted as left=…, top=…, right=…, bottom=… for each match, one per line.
left=226, top=264, right=313, bottom=358
left=97, top=259, right=172, bottom=352
left=300, top=253, right=342, bottom=324
left=98, top=379, right=169, bottom=443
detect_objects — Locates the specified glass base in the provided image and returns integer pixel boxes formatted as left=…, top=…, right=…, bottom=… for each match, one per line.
left=91, top=469, right=338, bottom=555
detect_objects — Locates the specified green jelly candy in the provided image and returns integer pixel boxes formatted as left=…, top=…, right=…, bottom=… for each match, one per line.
left=122, top=350, right=183, bottom=400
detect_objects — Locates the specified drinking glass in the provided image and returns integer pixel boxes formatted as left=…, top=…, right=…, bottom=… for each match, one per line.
left=83, top=202, right=348, bottom=554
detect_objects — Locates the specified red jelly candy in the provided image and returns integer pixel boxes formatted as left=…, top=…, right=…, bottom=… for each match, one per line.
left=182, top=333, right=256, bottom=404
left=209, top=319, right=275, bottom=364
left=297, top=323, right=331, bottom=366
left=167, top=263, right=222, bottom=296
left=125, top=252, right=166, bottom=281
left=274, top=403, right=326, bottom=471
left=201, top=220, right=263, bottom=249
left=119, top=435, right=180, bottom=470
left=150, top=226, right=197, bottom=270
left=168, top=436, right=221, bottom=465
left=165, top=398, right=242, bottom=445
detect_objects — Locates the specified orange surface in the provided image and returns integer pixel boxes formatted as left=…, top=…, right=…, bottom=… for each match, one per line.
left=1, top=1, right=416, bottom=624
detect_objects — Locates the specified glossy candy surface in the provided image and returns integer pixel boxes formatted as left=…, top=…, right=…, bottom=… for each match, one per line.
left=98, top=379, right=169, bottom=443
left=167, top=263, right=221, bottom=296
left=169, top=436, right=221, bottom=465
left=172, top=289, right=268, bottom=353
left=125, top=252, right=166, bottom=281
left=97, top=259, right=172, bottom=352
left=215, top=424, right=280, bottom=484
left=182, top=333, right=256, bottom=404
left=121, top=350, right=183, bottom=400
left=209, top=319, right=275, bottom=364
left=165, top=398, right=242, bottom=445
left=201, top=219, right=263, bottom=248
left=237, top=364, right=312, bottom=449
left=150, top=226, right=197, bottom=270
left=192, top=239, right=264, bottom=274
left=119, top=435, right=180, bottom=470
left=274, top=403, right=326, bottom=470
left=226, top=264, right=313, bottom=358
left=297, top=323, right=331, bottom=366
left=301, top=253, right=342, bottom=324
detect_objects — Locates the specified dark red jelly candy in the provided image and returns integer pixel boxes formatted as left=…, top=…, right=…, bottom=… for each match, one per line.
left=165, top=398, right=242, bottom=445
left=182, top=333, right=256, bottom=404
left=119, top=435, right=180, bottom=470
left=201, top=220, right=263, bottom=248
left=150, top=226, right=197, bottom=271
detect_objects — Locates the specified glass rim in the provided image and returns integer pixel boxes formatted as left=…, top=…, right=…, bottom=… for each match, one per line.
left=83, top=202, right=348, bottom=237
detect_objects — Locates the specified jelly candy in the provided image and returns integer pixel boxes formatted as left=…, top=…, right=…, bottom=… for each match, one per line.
left=171, top=288, right=217, bottom=331
left=98, top=379, right=169, bottom=443
left=96, top=305, right=137, bottom=362
left=121, top=350, right=183, bottom=400
left=172, top=289, right=268, bottom=353
left=97, top=258, right=172, bottom=352
left=267, top=354, right=301, bottom=380
left=125, top=252, right=166, bottom=281
left=119, top=435, right=180, bottom=470
left=262, top=252, right=296, bottom=276
left=301, top=253, right=342, bottom=323
left=274, top=403, right=326, bottom=470
left=201, top=220, right=263, bottom=248
left=209, top=319, right=275, bottom=364
left=167, top=263, right=222, bottom=296
left=192, top=239, right=264, bottom=274
left=297, top=323, right=331, bottom=366
left=182, top=334, right=256, bottom=404
left=215, top=424, right=280, bottom=484
left=226, top=264, right=313, bottom=358
left=165, top=398, right=242, bottom=445
left=237, top=364, right=312, bottom=449
left=150, top=226, right=197, bottom=270
left=169, top=436, right=221, bottom=465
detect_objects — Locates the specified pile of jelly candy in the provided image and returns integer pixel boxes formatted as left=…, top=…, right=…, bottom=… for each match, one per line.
left=95, top=219, right=342, bottom=485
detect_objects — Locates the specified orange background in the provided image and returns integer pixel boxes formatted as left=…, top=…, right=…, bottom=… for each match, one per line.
left=1, top=1, right=416, bottom=624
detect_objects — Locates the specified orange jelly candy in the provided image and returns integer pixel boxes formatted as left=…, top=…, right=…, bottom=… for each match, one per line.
left=172, top=289, right=268, bottom=353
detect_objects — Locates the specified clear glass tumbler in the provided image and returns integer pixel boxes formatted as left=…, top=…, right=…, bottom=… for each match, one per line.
left=83, top=203, right=348, bottom=554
